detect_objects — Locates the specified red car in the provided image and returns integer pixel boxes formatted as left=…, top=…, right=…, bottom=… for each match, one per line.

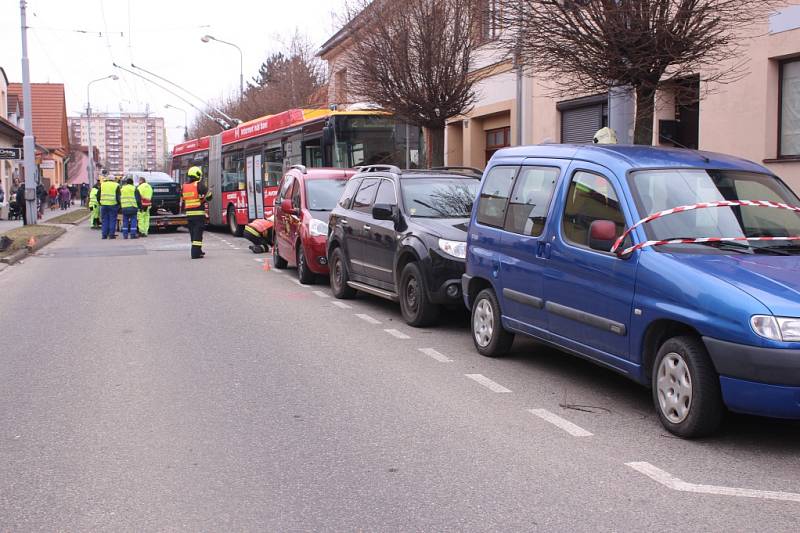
left=272, top=166, right=356, bottom=284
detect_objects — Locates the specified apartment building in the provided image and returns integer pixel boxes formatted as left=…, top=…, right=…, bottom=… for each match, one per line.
left=68, top=112, right=168, bottom=174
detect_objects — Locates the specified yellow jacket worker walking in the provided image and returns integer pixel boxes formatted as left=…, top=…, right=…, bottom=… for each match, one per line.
left=137, top=177, right=153, bottom=237
left=182, top=166, right=211, bottom=259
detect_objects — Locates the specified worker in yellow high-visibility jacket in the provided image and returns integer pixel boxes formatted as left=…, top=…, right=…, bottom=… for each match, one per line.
left=137, top=177, right=153, bottom=237
left=88, top=181, right=100, bottom=229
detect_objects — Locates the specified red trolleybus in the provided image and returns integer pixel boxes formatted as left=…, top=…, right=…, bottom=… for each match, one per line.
left=171, top=108, right=423, bottom=235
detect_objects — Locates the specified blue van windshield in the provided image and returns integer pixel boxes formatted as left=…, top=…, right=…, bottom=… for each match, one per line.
left=628, top=169, right=800, bottom=253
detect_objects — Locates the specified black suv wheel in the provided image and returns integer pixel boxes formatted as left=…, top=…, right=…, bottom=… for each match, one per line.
left=330, top=247, right=356, bottom=299
left=399, top=262, right=440, bottom=327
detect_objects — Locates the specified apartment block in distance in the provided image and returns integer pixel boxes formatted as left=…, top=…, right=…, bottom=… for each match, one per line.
left=68, top=112, right=168, bottom=174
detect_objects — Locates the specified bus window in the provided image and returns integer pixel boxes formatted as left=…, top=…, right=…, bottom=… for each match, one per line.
left=333, top=115, right=421, bottom=168
left=222, top=151, right=245, bottom=192
left=304, top=142, right=323, bottom=168
left=263, top=147, right=282, bottom=187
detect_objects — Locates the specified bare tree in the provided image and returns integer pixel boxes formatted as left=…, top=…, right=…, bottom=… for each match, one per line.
left=501, top=0, right=783, bottom=145
left=342, top=0, right=487, bottom=166
left=188, top=32, right=327, bottom=139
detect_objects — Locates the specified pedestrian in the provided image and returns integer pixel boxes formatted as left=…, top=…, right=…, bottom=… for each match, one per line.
left=59, top=184, right=71, bottom=210
left=69, top=184, right=77, bottom=206
left=119, top=177, right=142, bottom=239
left=80, top=183, right=89, bottom=207
left=0, top=183, right=5, bottom=219
left=37, top=182, right=47, bottom=218
left=48, top=184, right=57, bottom=210
left=182, top=166, right=211, bottom=259
left=243, top=217, right=274, bottom=253
left=99, top=175, right=121, bottom=239
left=16, top=183, right=26, bottom=225
left=136, top=177, right=153, bottom=238
left=88, top=181, right=101, bottom=229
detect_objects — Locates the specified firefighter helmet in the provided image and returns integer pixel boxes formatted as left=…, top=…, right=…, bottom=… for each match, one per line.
left=187, top=166, right=203, bottom=180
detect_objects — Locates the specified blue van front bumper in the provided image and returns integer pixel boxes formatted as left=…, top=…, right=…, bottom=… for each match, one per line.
left=704, top=337, right=800, bottom=419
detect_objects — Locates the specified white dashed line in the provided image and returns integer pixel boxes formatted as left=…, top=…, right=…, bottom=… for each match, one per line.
left=253, top=258, right=264, bottom=263
left=332, top=301, right=352, bottom=309
left=626, top=462, right=800, bottom=503
left=384, top=329, right=410, bottom=339
left=232, top=247, right=241, bottom=250
left=418, top=348, right=452, bottom=363
left=528, top=408, right=593, bottom=437
left=465, top=374, right=511, bottom=393
left=355, top=313, right=381, bottom=325
left=313, top=290, right=330, bottom=298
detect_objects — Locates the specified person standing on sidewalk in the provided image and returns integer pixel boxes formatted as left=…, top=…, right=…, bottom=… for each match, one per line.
left=136, top=177, right=153, bottom=238
left=119, top=178, right=142, bottom=239
left=80, top=183, right=89, bottom=207
left=37, top=182, right=47, bottom=218
left=182, top=166, right=211, bottom=259
left=15, top=183, right=26, bottom=225
left=88, top=182, right=100, bottom=228
left=99, top=176, right=121, bottom=239
left=59, top=184, right=71, bottom=210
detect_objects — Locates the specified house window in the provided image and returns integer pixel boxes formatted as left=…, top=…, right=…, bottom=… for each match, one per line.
left=485, top=126, right=510, bottom=162
left=479, top=0, right=502, bottom=42
left=335, top=68, right=348, bottom=105
left=780, top=59, right=800, bottom=158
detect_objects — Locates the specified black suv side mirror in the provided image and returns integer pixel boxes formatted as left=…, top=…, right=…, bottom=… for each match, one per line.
left=372, top=203, right=396, bottom=221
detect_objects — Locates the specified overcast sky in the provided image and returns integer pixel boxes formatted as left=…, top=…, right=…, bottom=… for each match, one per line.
left=1, top=0, right=347, bottom=148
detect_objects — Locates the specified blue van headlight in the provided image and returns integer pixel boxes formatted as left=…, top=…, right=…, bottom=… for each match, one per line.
left=751, top=315, right=800, bottom=342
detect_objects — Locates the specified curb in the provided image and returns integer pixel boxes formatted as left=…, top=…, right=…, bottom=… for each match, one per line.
left=0, top=227, right=66, bottom=265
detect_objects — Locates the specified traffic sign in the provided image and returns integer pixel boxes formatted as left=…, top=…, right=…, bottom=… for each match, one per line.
left=0, top=147, right=22, bottom=160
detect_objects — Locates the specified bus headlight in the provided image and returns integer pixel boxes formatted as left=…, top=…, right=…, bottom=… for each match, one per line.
left=438, top=239, right=466, bottom=259
left=309, top=218, right=329, bottom=237
left=751, top=315, right=800, bottom=342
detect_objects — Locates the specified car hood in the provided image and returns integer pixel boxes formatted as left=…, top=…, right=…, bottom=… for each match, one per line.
left=410, top=217, right=469, bottom=241
left=668, top=253, right=800, bottom=316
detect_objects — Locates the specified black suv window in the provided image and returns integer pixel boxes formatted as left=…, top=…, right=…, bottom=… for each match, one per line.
left=352, top=178, right=379, bottom=213
left=338, top=178, right=361, bottom=209
left=504, top=166, right=560, bottom=237
left=477, top=166, right=517, bottom=227
left=562, top=171, right=626, bottom=247
left=375, top=179, right=397, bottom=205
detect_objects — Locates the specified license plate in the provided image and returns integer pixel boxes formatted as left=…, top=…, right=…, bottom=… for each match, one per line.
left=154, top=188, right=169, bottom=193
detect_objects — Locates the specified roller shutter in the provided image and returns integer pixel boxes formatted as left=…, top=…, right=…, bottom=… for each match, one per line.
left=558, top=94, right=609, bottom=144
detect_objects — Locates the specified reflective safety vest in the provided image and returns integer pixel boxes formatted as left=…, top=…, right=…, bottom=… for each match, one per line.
left=245, top=218, right=273, bottom=237
left=182, top=180, right=204, bottom=216
left=88, top=187, right=99, bottom=208
left=100, top=180, right=119, bottom=206
left=120, top=184, right=137, bottom=209
left=138, top=182, right=153, bottom=207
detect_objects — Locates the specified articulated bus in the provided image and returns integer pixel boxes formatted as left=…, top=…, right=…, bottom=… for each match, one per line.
left=171, top=109, right=423, bottom=235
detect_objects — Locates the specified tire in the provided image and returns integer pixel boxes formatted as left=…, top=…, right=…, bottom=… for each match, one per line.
left=297, top=243, right=315, bottom=285
left=227, top=205, right=243, bottom=237
left=471, top=288, right=514, bottom=357
left=273, top=238, right=288, bottom=269
left=329, top=247, right=356, bottom=299
left=399, top=262, right=440, bottom=327
left=652, top=336, right=724, bottom=438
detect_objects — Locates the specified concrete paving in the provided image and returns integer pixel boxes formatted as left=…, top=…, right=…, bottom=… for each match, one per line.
left=1, top=222, right=798, bottom=531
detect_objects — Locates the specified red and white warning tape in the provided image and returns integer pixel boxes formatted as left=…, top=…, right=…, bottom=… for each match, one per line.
left=611, top=200, right=800, bottom=255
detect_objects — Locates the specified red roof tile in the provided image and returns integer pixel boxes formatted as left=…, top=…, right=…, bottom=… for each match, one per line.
left=7, top=83, right=69, bottom=151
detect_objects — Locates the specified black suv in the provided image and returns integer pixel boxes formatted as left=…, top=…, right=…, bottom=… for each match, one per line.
left=124, top=171, right=181, bottom=215
left=327, top=165, right=481, bottom=326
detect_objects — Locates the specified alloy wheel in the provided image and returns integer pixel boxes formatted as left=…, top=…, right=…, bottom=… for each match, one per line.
left=473, top=299, right=494, bottom=348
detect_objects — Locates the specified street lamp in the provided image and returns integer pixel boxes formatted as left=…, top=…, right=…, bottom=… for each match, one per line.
left=86, top=74, right=119, bottom=187
left=201, top=34, right=243, bottom=104
left=165, top=103, right=189, bottom=141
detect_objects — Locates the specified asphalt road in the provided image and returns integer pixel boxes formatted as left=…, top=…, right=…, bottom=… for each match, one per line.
left=1, top=223, right=798, bottom=531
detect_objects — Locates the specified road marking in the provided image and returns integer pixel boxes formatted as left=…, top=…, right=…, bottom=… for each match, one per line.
left=418, top=348, right=452, bottom=363
left=384, top=328, right=410, bottom=339
left=528, top=408, right=593, bottom=437
left=626, top=462, right=800, bottom=503
left=253, top=258, right=264, bottom=263
left=355, top=313, right=381, bottom=325
left=292, top=279, right=309, bottom=287
left=313, top=290, right=330, bottom=298
left=332, top=301, right=352, bottom=309
left=232, top=247, right=241, bottom=250
left=465, top=374, right=511, bottom=393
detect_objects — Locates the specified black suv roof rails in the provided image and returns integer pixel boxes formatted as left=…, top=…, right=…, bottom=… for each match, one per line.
left=291, top=164, right=307, bottom=174
left=357, top=164, right=402, bottom=174
left=429, top=166, right=484, bottom=176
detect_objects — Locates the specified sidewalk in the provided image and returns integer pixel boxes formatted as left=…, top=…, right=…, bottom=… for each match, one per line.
left=0, top=203, right=87, bottom=234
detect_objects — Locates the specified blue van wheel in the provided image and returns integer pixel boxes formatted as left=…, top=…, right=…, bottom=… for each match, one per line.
left=652, top=336, right=724, bottom=438
left=472, top=288, right=514, bottom=357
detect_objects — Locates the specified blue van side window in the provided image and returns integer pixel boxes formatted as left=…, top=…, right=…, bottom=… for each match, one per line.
left=562, top=171, right=626, bottom=247
left=504, top=166, right=560, bottom=237
left=477, top=166, right=517, bottom=227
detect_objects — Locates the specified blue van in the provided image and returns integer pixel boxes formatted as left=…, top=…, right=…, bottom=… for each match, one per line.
left=462, top=144, right=800, bottom=438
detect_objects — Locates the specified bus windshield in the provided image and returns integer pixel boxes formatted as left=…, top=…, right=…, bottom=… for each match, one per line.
left=333, top=115, right=423, bottom=169
left=305, top=179, right=349, bottom=211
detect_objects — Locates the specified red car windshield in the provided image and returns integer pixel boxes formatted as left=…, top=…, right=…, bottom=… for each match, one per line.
left=305, top=179, right=349, bottom=211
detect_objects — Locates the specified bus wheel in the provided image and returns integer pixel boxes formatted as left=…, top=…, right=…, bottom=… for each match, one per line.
left=227, top=206, right=243, bottom=236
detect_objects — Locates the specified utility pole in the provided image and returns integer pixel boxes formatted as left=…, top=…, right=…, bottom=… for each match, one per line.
left=19, top=0, right=37, bottom=225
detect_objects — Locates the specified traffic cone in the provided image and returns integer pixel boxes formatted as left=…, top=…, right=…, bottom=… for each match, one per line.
left=27, top=236, right=36, bottom=249
left=263, top=259, right=271, bottom=272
